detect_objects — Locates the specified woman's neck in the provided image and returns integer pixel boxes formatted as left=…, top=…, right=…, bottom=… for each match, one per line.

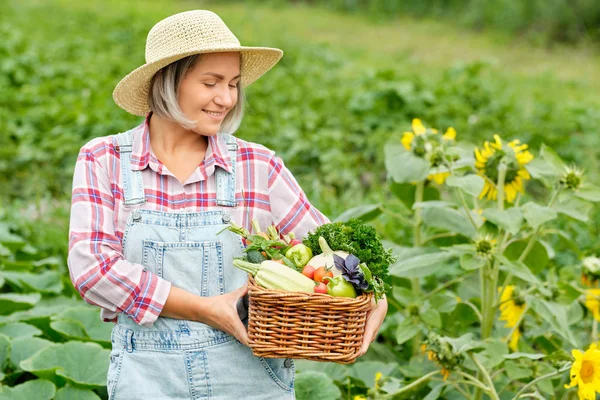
left=148, top=113, right=208, bottom=156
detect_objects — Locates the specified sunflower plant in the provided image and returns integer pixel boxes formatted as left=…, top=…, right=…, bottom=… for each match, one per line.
left=344, top=118, right=600, bottom=399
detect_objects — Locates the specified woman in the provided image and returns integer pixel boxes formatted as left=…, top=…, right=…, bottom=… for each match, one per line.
left=67, top=10, right=387, bottom=399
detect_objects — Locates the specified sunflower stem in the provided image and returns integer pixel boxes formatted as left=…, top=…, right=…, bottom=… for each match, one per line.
left=411, top=180, right=425, bottom=355
left=593, top=319, right=598, bottom=343
left=510, top=363, right=571, bottom=400
left=469, top=352, right=500, bottom=400
left=380, top=370, right=439, bottom=399
left=496, top=162, right=507, bottom=211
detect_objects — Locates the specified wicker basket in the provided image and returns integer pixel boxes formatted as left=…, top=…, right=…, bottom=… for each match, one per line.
left=246, top=275, right=373, bottom=364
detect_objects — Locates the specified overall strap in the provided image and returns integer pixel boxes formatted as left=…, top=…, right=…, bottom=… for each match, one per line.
left=215, top=134, right=238, bottom=207
left=114, top=130, right=146, bottom=206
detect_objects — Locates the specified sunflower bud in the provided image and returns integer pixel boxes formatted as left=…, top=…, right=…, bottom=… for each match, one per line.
left=421, top=332, right=465, bottom=381
left=474, top=235, right=496, bottom=258
left=581, top=256, right=600, bottom=287
left=560, top=165, right=584, bottom=190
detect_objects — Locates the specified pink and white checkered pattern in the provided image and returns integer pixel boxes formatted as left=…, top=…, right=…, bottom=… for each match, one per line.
left=67, top=114, right=329, bottom=326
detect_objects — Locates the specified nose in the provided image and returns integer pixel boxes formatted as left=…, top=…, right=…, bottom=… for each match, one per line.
left=214, top=86, right=235, bottom=109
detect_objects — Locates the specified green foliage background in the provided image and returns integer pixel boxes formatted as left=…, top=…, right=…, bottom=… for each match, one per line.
left=1, top=0, right=600, bottom=398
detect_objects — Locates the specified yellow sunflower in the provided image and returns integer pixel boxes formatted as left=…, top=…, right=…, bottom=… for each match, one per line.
left=585, top=289, right=600, bottom=322
left=401, top=119, right=456, bottom=184
left=475, top=134, right=534, bottom=203
left=565, top=343, right=600, bottom=400
left=498, top=285, right=526, bottom=351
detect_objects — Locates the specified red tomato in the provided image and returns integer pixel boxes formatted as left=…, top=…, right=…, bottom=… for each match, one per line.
left=313, top=266, right=333, bottom=283
left=302, top=266, right=316, bottom=279
left=313, top=282, right=328, bottom=294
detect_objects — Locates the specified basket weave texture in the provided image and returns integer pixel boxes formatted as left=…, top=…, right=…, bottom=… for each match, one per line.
left=247, top=275, right=372, bottom=364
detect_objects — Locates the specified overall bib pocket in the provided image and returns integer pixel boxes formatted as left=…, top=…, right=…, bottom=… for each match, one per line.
left=142, top=240, right=224, bottom=297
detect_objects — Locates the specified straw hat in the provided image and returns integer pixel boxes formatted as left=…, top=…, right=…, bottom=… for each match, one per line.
left=113, top=10, right=283, bottom=116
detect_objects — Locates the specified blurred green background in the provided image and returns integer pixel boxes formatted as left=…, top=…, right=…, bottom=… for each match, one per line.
left=1, top=0, right=599, bottom=398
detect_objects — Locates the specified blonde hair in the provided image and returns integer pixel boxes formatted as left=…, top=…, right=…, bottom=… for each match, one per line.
left=147, top=54, right=245, bottom=134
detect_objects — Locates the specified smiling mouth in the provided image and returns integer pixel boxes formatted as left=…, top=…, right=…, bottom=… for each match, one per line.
left=203, top=109, right=225, bottom=117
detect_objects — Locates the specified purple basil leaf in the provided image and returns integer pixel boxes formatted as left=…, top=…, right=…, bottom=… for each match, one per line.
left=345, top=254, right=360, bottom=271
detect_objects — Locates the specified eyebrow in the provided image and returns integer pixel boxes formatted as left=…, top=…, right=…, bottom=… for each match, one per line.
left=201, top=72, right=242, bottom=80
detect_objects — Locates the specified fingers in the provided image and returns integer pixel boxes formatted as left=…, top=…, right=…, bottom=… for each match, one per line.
left=235, top=284, right=248, bottom=298
left=232, top=318, right=249, bottom=346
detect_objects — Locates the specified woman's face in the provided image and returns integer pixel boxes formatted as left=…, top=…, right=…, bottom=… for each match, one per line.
left=178, top=52, right=241, bottom=136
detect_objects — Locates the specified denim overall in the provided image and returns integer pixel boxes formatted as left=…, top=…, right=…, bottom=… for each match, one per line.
left=106, top=130, right=295, bottom=399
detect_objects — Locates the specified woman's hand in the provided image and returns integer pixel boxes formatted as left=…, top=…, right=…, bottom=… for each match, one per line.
left=357, top=296, right=388, bottom=357
left=197, top=284, right=250, bottom=345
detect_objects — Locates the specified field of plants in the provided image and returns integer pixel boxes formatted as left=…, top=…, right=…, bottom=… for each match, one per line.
left=1, top=0, right=600, bottom=399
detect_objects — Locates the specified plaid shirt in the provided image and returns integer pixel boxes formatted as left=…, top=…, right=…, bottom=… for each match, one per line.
left=67, top=114, right=329, bottom=326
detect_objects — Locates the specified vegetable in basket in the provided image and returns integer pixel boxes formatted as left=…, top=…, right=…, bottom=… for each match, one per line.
left=323, top=276, right=357, bottom=298
left=232, top=259, right=315, bottom=293
left=303, top=219, right=394, bottom=281
left=303, top=220, right=395, bottom=300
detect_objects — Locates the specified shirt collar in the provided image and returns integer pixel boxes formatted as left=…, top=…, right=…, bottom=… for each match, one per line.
left=130, top=112, right=233, bottom=175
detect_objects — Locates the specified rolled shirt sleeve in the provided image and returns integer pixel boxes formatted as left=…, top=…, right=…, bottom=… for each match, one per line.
left=67, top=146, right=171, bottom=327
left=267, top=154, right=330, bottom=239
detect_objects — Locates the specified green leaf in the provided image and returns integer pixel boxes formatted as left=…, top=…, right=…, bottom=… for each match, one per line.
left=0, top=322, right=42, bottom=339
left=55, top=385, right=102, bottom=400
left=526, top=158, right=561, bottom=178
left=295, top=371, right=341, bottom=400
left=0, top=296, right=84, bottom=325
left=395, top=318, right=421, bottom=344
left=567, top=301, right=584, bottom=325
left=421, top=207, right=477, bottom=238
left=0, top=270, right=63, bottom=294
left=389, top=252, right=455, bottom=279
left=423, top=384, right=444, bottom=400
left=20, top=341, right=110, bottom=387
left=478, top=340, right=508, bottom=370
left=481, top=208, right=523, bottom=235
left=334, top=204, right=382, bottom=223
left=574, top=184, right=600, bottom=202
left=505, top=360, right=533, bottom=381
left=53, top=306, right=111, bottom=343
left=444, top=333, right=484, bottom=353
left=421, top=309, right=442, bottom=328
left=50, top=319, right=89, bottom=341
left=555, top=196, right=593, bottom=222
left=0, top=379, right=56, bottom=400
left=503, top=240, right=548, bottom=274
left=294, top=360, right=349, bottom=382
left=348, top=361, right=397, bottom=388
left=496, top=256, right=542, bottom=286
left=460, top=254, right=487, bottom=271
left=385, top=143, right=430, bottom=183
left=9, top=337, right=53, bottom=371
left=429, top=293, right=458, bottom=313
left=0, top=224, right=26, bottom=252
left=504, top=353, right=545, bottom=360
left=393, top=287, right=420, bottom=306
left=445, top=174, right=485, bottom=198
left=521, top=202, right=557, bottom=229
left=528, top=296, right=579, bottom=347
left=0, top=334, right=10, bottom=369
left=539, top=144, right=566, bottom=175
left=412, top=201, right=456, bottom=209
left=441, top=244, right=475, bottom=256
left=0, top=293, right=41, bottom=315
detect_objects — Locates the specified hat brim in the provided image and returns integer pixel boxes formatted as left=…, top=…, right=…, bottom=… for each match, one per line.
left=112, top=46, right=283, bottom=116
